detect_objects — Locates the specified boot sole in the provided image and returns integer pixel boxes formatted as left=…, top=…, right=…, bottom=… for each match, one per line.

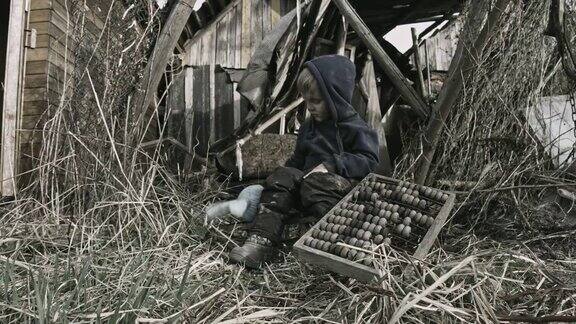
left=229, top=249, right=265, bottom=269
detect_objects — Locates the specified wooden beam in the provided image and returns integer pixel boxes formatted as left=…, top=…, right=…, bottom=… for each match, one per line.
left=335, top=16, right=348, bottom=56
left=134, top=0, right=195, bottom=126
left=362, top=55, right=392, bottom=175
left=1, top=0, right=27, bottom=197
left=332, top=0, right=429, bottom=119
left=411, top=27, right=427, bottom=98
left=414, top=0, right=512, bottom=184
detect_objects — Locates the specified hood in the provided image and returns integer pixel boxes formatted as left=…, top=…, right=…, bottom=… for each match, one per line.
left=304, top=55, right=357, bottom=123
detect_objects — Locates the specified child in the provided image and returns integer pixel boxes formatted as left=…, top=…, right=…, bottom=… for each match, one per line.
left=229, top=55, right=379, bottom=268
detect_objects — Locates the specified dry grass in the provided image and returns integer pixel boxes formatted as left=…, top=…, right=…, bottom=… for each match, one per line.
left=1, top=0, right=576, bottom=323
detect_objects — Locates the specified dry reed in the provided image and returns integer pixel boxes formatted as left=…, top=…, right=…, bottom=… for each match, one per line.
left=1, top=0, right=576, bottom=323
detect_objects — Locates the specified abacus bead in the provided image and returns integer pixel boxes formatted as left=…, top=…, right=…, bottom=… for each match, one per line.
left=356, top=251, right=366, bottom=262
left=374, top=225, right=383, bottom=234
left=391, top=212, right=400, bottom=223
left=402, top=226, right=411, bottom=237
left=351, top=228, right=359, bottom=237
left=378, top=218, right=387, bottom=227
left=415, top=213, right=423, bottom=223
left=326, top=224, right=334, bottom=232
left=362, top=222, right=370, bottom=231
left=409, top=210, right=417, bottom=218
left=419, top=200, right=427, bottom=209
left=392, top=205, right=400, bottom=213
left=363, top=258, right=373, bottom=267
left=357, top=229, right=365, bottom=239
left=406, top=196, right=415, bottom=205
left=330, top=233, right=339, bottom=242
left=358, top=205, right=365, bottom=213
left=426, top=216, right=434, bottom=227
left=368, top=224, right=376, bottom=233
left=403, top=217, right=411, bottom=226
left=396, top=224, right=405, bottom=233
left=420, top=215, right=428, bottom=225
left=371, top=216, right=380, bottom=224
left=349, top=249, right=358, bottom=259
left=378, top=209, right=386, bottom=218
left=341, top=246, right=350, bottom=258
left=349, top=237, right=358, bottom=246
left=362, top=231, right=372, bottom=241
left=384, top=237, right=392, bottom=245
left=374, top=234, right=384, bottom=244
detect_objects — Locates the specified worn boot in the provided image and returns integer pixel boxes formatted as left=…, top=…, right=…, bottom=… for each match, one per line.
left=229, top=234, right=277, bottom=269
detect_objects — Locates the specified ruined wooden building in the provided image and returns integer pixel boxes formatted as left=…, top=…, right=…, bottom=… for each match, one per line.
left=1, top=0, right=468, bottom=196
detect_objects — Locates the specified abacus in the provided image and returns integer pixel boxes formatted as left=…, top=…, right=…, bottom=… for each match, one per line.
left=293, top=174, right=455, bottom=283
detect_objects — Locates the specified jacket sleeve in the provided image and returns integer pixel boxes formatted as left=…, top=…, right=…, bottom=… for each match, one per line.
left=284, top=127, right=306, bottom=170
left=332, top=127, right=379, bottom=179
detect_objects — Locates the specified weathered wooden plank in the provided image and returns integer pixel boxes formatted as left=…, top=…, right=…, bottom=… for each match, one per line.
left=30, top=0, right=52, bottom=10
left=241, top=0, right=251, bottom=67
left=21, top=100, right=49, bottom=116
left=25, top=61, right=48, bottom=75
left=411, top=27, right=427, bottom=97
left=262, top=0, right=271, bottom=34
left=332, top=0, right=429, bottom=120
left=2, top=0, right=26, bottom=196
left=134, top=0, right=195, bottom=125
left=270, top=0, right=281, bottom=27
left=184, top=66, right=195, bottom=168
left=227, top=8, right=237, bottom=67
left=29, top=9, right=51, bottom=23
left=191, top=66, right=212, bottom=156
left=250, top=0, right=263, bottom=55
left=214, top=66, right=235, bottom=140
left=234, top=3, right=242, bottom=68
left=23, top=88, right=48, bottom=102
left=215, top=14, right=229, bottom=66
left=362, top=55, right=392, bottom=175
left=25, top=48, right=49, bottom=62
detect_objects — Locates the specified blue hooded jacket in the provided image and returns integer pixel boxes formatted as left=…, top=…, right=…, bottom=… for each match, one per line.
left=285, top=55, right=379, bottom=179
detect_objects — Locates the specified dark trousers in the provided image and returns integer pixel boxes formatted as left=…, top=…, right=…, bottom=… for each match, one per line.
left=250, top=167, right=352, bottom=243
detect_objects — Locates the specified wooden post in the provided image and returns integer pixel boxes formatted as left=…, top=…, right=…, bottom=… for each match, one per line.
left=414, top=0, right=511, bottom=184
left=134, top=0, right=195, bottom=128
left=362, top=55, right=392, bottom=175
left=1, top=0, right=27, bottom=197
left=336, top=16, right=348, bottom=56
left=332, top=0, right=429, bottom=119
left=411, top=27, right=426, bottom=98
left=424, top=39, right=431, bottom=97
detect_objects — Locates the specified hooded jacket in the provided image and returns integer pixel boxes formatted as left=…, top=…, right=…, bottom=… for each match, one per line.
left=285, top=55, right=379, bottom=179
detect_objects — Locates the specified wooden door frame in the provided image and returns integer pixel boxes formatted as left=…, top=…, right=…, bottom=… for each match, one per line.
left=1, top=0, right=27, bottom=197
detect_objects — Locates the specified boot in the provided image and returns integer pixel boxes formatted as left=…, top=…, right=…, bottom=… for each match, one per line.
left=229, top=234, right=277, bottom=269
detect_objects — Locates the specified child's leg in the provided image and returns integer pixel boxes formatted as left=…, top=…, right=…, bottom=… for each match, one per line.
left=299, top=172, right=352, bottom=219
left=250, top=167, right=304, bottom=243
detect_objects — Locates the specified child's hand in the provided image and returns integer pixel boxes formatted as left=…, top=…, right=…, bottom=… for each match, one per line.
left=304, top=163, right=329, bottom=178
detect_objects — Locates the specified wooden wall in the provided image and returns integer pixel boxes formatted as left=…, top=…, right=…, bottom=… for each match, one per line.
left=186, top=0, right=295, bottom=68
left=182, top=0, right=295, bottom=155
left=19, top=0, right=104, bottom=174
left=414, top=20, right=461, bottom=72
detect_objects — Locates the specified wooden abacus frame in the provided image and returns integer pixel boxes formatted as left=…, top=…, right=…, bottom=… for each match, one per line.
left=293, top=174, right=456, bottom=283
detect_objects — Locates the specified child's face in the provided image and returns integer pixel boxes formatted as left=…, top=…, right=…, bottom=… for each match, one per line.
left=302, top=79, right=330, bottom=122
